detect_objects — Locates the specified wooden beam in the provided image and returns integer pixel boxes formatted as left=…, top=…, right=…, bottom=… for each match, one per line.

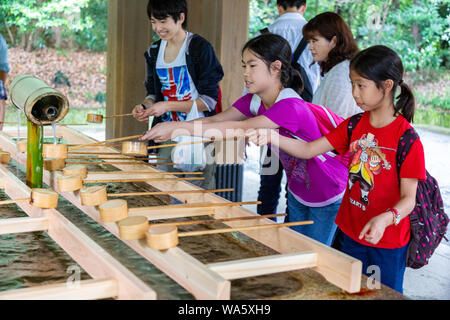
left=0, top=217, right=49, bottom=235
left=106, top=0, right=150, bottom=140
left=0, top=279, right=118, bottom=300
left=1, top=127, right=362, bottom=295
left=186, top=0, right=250, bottom=110
left=207, top=251, right=318, bottom=280
left=0, top=163, right=157, bottom=300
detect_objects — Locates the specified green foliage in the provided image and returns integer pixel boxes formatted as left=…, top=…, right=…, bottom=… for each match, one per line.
left=0, top=0, right=106, bottom=51
left=75, top=0, right=108, bottom=52
left=250, top=0, right=449, bottom=71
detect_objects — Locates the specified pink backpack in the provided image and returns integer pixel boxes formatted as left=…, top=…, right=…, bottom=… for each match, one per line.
left=249, top=89, right=349, bottom=166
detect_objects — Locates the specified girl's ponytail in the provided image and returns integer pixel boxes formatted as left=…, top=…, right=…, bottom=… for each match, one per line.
left=395, top=80, right=415, bottom=123
left=350, top=45, right=416, bottom=123
left=281, top=65, right=303, bottom=96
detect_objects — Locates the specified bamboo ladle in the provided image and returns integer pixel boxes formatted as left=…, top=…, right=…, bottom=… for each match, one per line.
left=117, top=213, right=286, bottom=240
left=146, top=220, right=314, bottom=250
left=86, top=113, right=133, bottom=123
left=0, top=189, right=59, bottom=209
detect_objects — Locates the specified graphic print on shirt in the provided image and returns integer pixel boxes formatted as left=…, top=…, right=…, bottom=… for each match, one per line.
left=157, top=66, right=192, bottom=122
left=348, top=133, right=393, bottom=208
left=278, top=149, right=310, bottom=189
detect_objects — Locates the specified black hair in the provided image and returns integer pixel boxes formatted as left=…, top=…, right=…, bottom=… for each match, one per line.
left=242, top=33, right=304, bottom=95
left=276, top=0, right=307, bottom=10
left=350, top=45, right=415, bottom=123
left=147, top=0, right=188, bottom=29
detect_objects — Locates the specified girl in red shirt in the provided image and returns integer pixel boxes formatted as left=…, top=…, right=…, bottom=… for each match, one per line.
left=248, top=45, right=426, bottom=293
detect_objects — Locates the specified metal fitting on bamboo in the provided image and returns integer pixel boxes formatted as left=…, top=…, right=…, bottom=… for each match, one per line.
left=99, top=199, right=128, bottom=222
left=43, top=144, right=68, bottom=159
left=80, top=185, right=107, bottom=206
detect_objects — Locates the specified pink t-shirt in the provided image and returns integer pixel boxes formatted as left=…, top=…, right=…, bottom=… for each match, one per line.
left=233, top=91, right=348, bottom=207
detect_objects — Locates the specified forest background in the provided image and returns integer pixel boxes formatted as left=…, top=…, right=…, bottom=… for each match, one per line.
left=0, top=0, right=448, bottom=128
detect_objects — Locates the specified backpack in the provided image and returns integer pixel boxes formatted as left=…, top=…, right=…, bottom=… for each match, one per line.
left=347, top=113, right=449, bottom=269
left=260, top=28, right=313, bottom=102
left=249, top=88, right=349, bottom=166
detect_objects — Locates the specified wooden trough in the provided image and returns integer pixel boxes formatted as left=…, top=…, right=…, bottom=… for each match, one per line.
left=0, top=127, right=363, bottom=300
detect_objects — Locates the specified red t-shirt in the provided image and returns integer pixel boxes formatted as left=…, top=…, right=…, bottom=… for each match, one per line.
left=326, top=112, right=426, bottom=249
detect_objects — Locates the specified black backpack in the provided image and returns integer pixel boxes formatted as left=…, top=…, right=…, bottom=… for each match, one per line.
left=347, top=113, right=449, bottom=269
left=260, top=28, right=313, bottom=102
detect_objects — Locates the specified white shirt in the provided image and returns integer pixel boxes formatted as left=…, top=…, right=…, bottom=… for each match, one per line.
left=155, top=32, right=203, bottom=121
left=312, top=60, right=362, bottom=119
left=266, top=12, right=321, bottom=93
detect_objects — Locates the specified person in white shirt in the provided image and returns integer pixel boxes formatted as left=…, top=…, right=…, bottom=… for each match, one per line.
left=261, top=0, right=320, bottom=97
left=303, top=12, right=362, bottom=119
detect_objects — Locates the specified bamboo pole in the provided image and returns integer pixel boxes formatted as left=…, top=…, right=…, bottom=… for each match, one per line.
left=67, top=157, right=168, bottom=161
left=67, top=161, right=177, bottom=166
left=0, top=198, right=30, bottom=205
left=152, top=213, right=287, bottom=227
left=26, top=120, right=43, bottom=188
left=107, top=188, right=234, bottom=197
left=83, top=177, right=205, bottom=184
left=179, top=221, right=314, bottom=237
left=88, top=170, right=201, bottom=176
left=68, top=134, right=143, bottom=151
left=104, top=113, right=133, bottom=119
left=147, top=139, right=215, bottom=150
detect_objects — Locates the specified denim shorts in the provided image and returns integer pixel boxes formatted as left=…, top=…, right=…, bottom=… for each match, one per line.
left=0, top=80, right=6, bottom=100
left=286, top=191, right=342, bottom=246
left=333, top=228, right=408, bottom=293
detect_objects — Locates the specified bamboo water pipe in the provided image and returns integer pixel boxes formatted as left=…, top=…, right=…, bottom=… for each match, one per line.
left=146, top=220, right=314, bottom=250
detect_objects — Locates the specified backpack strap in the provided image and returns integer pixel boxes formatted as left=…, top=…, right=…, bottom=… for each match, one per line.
left=396, top=128, right=420, bottom=175
left=293, top=38, right=308, bottom=64
left=346, top=112, right=364, bottom=141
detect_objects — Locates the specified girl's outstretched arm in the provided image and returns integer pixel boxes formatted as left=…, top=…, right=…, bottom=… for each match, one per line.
left=358, top=177, right=418, bottom=245
left=141, top=114, right=278, bottom=143
left=248, top=129, right=335, bottom=160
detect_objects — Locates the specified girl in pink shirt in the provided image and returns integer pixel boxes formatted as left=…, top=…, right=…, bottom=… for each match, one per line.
left=140, top=33, right=348, bottom=245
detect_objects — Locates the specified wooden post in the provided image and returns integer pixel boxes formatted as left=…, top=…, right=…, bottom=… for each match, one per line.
left=106, top=0, right=151, bottom=140
left=186, top=0, right=250, bottom=111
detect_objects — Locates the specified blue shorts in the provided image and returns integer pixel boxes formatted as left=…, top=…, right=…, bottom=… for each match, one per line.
left=0, top=80, right=6, bottom=100
left=333, top=228, right=408, bottom=293
left=286, top=191, right=341, bottom=246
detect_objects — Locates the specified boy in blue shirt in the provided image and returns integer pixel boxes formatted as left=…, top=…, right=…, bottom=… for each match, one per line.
left=132, top=0, right=224, bottom=189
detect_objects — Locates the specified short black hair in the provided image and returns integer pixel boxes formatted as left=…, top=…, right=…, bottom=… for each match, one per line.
left=147, top=0, right=188, bottom=29
left=276, top=0, right=307, bottom=10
